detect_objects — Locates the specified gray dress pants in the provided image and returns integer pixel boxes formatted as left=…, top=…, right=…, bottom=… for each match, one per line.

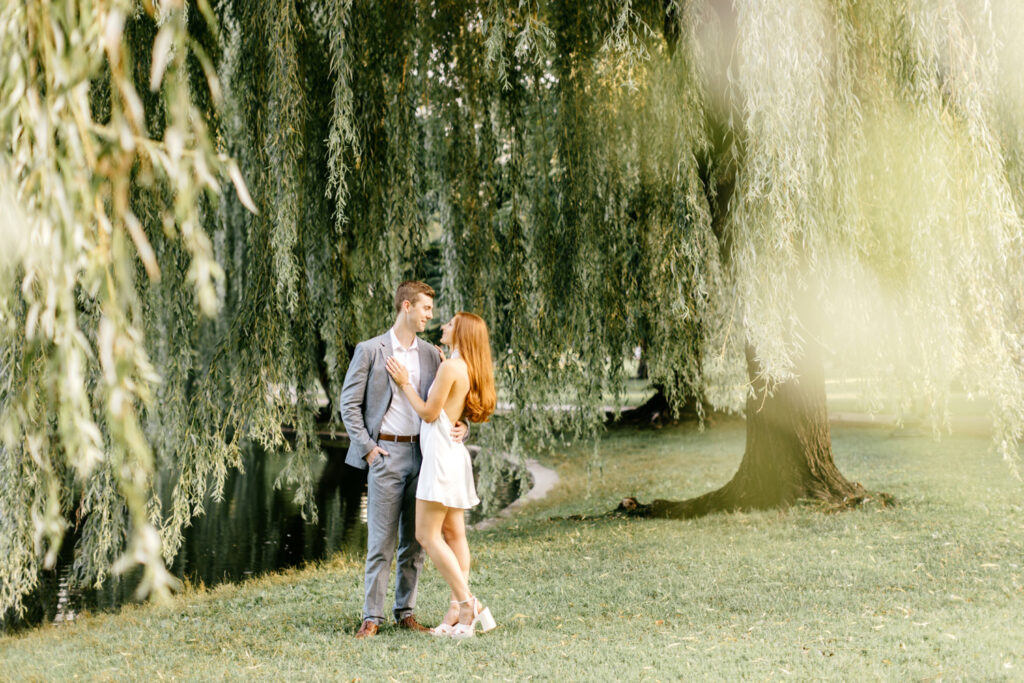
left=363, top=441, right=424, bottom=624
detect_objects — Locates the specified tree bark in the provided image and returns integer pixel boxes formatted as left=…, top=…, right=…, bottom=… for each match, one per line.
left=622, top=344, right=866, bottom=519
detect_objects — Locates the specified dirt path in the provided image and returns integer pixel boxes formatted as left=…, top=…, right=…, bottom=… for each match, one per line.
left=471, top=459, right=559, bottom=531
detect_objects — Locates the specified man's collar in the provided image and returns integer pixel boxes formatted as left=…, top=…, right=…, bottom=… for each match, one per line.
left=389, top=327, right=419, bottom=352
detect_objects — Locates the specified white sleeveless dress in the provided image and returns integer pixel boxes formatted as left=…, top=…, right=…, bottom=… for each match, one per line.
left=417, top=400, right=480, bottom=509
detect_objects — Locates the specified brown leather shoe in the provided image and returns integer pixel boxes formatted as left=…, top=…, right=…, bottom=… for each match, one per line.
left=396, top=615, right=430, bottom=633
left=354, top=620, right=379, bottom=639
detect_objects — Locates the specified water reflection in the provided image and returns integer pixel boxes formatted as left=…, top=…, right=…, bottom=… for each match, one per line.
left=170, top=442, right=368, bottom=585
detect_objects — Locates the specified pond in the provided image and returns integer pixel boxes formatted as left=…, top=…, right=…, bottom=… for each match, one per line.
left=3, top=441, right=528, bottom=631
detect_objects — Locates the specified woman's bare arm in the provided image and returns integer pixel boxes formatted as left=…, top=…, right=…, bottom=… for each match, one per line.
left=385, top=357, right=458, bottom=423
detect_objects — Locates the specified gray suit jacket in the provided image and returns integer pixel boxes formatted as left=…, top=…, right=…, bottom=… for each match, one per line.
left=340, top=331, right=442, bottom=470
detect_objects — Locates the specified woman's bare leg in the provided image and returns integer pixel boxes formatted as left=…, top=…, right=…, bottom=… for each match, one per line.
left=415, top=500, right=471, bottom=603
left=438, top=507, right=487, bottom=624
left=442, top=508, right=471, bottom=578
left=440, top=509, right=471, bottom=625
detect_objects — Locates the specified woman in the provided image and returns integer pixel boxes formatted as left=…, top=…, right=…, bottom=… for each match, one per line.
left=385, top=311, right=497, bottom=638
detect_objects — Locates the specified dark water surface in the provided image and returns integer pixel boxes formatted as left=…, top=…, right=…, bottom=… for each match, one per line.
left=5, top=442, right=368, bottom=631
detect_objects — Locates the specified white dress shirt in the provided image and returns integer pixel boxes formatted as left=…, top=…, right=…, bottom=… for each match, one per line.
left=379, top=328, right=422, bottom=437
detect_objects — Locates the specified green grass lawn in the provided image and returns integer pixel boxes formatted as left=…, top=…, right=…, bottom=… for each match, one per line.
left=2, top=420, right=1023, bottom=681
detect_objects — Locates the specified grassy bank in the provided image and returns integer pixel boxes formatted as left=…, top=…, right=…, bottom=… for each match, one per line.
left=2, top=420, right=1023, bottom=680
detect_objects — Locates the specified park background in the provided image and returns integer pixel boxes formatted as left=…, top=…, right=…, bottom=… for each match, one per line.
left=2, top=0, right=1024, bottom=679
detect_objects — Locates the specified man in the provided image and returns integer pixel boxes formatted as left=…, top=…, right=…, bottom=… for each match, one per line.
left=340, top=280, right=467, bottom=638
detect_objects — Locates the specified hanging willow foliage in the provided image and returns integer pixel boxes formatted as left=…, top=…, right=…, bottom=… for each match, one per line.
left=724, top=0, right=1024, bottom=462
left=3, top=0, right=1024, bottom=617
left=0, top=0, right=250, bottom=610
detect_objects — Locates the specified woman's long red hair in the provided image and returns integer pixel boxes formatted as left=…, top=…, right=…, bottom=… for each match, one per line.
left=452, top=312, right=496, bottom=423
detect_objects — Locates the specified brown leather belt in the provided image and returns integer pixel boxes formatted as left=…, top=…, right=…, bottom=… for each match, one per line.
left=378, top=433, right=419, bottom=443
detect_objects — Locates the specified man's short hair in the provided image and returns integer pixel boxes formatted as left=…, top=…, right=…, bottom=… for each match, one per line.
left=394, top=280, right=435, bottom=313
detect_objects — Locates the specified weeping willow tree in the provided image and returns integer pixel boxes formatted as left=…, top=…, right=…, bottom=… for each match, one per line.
left=2, top=0, right=1024, bottom=618
left=620, top=0, right=1024, bottom=516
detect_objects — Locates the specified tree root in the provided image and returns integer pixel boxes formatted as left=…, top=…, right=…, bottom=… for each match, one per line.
left=610, top=489, right=896, bottom=519
left=798, top=491, right=897, bottom=513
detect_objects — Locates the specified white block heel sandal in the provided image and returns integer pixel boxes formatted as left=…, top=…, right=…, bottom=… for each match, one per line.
left=451, top=597, right=496, bottom=638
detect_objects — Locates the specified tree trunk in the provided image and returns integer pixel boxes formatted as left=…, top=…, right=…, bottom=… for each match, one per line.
left=608, top=386, right=703, bottom=427
left=622, top=344, right=866, bottom=518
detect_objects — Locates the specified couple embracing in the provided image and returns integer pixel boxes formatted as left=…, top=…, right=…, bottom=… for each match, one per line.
left=341, top=281, right=497, bottom=639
